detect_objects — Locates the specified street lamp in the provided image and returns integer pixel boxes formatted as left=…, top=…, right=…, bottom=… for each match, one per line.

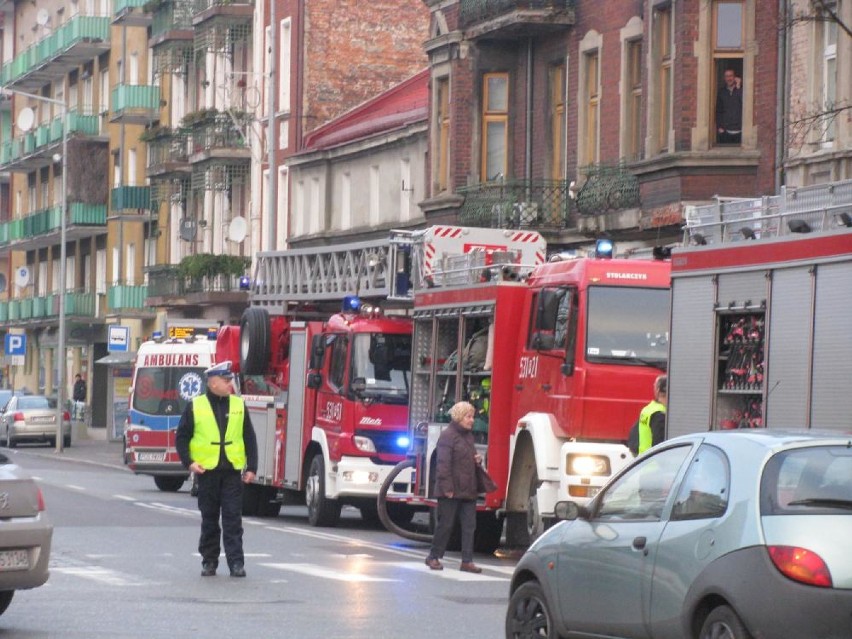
left=3, top=88, right=68, bottom=453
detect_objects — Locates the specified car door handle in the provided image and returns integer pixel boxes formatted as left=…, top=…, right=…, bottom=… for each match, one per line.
left=633, top=536, right=647, bottom=552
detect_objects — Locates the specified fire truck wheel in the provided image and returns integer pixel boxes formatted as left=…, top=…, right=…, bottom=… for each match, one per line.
left=306, top=455, right=341, bottom=527
left=473, top=512, right=504, bottom=554
left=154, top=476, right=186, bottom=492
left=240, top=307, right=270, bottom=376
left=699, top=605, right=751, bottom=639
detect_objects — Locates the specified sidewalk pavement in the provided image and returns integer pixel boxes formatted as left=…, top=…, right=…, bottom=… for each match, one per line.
left=17, top=427, right=127, bottom=471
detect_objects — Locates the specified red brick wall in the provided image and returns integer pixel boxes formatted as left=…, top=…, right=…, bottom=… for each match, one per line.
left=303, top=0, right=430, bottom=133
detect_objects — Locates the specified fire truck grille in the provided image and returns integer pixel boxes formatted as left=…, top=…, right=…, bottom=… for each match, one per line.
left=355, top=429, right=407, bottom=456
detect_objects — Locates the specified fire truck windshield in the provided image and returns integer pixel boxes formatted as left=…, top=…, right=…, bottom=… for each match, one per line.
left=585, top=286, right=670, bottom=366
left=350, top=333, right=411, bottom=404
left=132, top=366, right=208, bottom=416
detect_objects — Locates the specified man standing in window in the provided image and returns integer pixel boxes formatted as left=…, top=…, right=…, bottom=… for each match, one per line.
left=716, top=68, right=743, bottom=144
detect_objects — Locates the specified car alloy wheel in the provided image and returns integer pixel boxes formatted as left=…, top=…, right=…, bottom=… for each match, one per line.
left=505, top=581, right=556, bottom=639
left=699, top=605, right=752, bottom=639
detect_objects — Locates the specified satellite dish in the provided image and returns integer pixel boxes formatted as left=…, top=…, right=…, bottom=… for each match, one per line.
left=14, top=266, right=30, bottom=288
left=36, top=8, right=50, bottom=26
left=16, top=107, right=35, bottom=133
left=227, top=216, right=247, bottom=243
left=178, top=218, right=197, bottom=241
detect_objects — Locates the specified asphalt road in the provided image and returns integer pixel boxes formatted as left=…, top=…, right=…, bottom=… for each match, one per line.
left=2, top=443, right=515, bottom=638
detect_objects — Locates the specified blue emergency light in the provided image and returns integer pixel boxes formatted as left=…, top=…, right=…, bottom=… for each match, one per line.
left=595, top=238, right=614, bottom=259
left=238, top=275, right=251, bottom=290
left=396, top=435, right=411, bottom=449
left=151, top=331, right=163, bottom=339
left=342, top=295, right=362, bottom=312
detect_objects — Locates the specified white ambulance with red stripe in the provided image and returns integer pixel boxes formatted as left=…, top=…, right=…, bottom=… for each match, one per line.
left=123, top=325, right=219, bottom=492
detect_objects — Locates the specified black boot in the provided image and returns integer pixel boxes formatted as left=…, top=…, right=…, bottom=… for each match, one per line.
left=201, top=562, right=217, bottom=577
left=229, top=562, right=246, bottom=578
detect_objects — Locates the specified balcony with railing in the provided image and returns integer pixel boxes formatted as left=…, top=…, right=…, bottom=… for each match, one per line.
left=192, top=0, right=253, bottom=55
left=574, top=162, right=641, bottom=216
left=0, top=289, right=97, bottom=327
left=458, top=179, right=577, bottom=231
left=184, top=112, right=251, bottom=165
left=145, top=262, right=249, bottom=308
left=107, top=283, right=155, bottom=317
left=4, top=203, right=107, bottom=252
left=145, top=130, right=191, bottom=178
left=110, top=85, right=161, bottom=124
left=113, top=0, right=153, bottom=26
left=0, top=16, right=111, bottom=91
left=0, top=110, right=104, bottom=172
left=458, top=0, right=576, bottom=40
left=110, top=186, right=154, bottom=219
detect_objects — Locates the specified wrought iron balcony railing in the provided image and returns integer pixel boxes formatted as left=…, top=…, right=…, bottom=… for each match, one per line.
left=458, top=179, right=576, bottom=230
left=575, top=162, right=641, bottom=215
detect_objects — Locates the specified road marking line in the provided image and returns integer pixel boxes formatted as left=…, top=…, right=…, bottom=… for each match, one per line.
left=113, top=495, right=136, bottom=501
left=52, top=566, right=151, bottom=587
left=261, top=562, right=398, bottom=582
left=389, top=561, right=508, bottom=581
left=65, top=484, right=85, bottom=491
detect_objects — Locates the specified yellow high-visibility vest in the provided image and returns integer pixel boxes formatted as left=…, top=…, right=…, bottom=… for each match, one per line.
left=189, top=395, right=246, bottom=470
left=638, top=400, right=666, bottom=454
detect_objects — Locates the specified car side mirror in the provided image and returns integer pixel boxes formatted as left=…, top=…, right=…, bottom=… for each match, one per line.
left=306, top=373, right=322, bottom=389
left=350, top=377, right=367, bottom=395
left=554, top=501, right=588, bottom=521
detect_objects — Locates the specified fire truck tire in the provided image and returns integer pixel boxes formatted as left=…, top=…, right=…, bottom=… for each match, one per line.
left=377, top=459, right=432, bottom=543
left=154, top=476, right=186, bottom=492
left=240, top=307, right=270, bottom=376
left=306, top=455, right=341, bottom=527
left=505, top=468, right=544, bottom=547
left=474, top=512, right=504, bottom=554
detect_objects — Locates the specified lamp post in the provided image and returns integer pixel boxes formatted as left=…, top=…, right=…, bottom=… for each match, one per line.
left=3, top=88, right=68, bottom=453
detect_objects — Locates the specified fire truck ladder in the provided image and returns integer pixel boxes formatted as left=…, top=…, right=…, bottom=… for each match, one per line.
left=249, top=235, right=416, bottom=313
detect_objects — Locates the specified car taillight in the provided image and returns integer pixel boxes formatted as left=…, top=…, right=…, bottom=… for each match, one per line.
left=13, top=412, right=25, bottom=422
left=36, top=487, right=46, bottom=512
left=768, top=545, right=832, bottom=587
left=63, top=411, right=71, bottom=421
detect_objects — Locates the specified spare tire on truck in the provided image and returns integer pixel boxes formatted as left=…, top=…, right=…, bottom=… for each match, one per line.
left=240, top=307, right=270, bottom=375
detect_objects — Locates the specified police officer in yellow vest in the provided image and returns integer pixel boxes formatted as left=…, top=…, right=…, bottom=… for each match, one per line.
left=176, top=361, right=258, bottom=578
left=628, top=375, right=667, bottom=456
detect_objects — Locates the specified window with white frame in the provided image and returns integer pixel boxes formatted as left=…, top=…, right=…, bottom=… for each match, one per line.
left=279, top=18, right=292, bottom=113
left=370, top=165, right=380, bottom=226
left=400, top=158, right=411, bottom=222
left=625, top=38, right=643, bottom=161
left=341, top=172, right=351, bottom=229
left=712, top=1, right=744, bottom=146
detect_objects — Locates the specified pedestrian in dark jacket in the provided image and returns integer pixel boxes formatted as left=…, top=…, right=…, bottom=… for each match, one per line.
left=176, top=361, right=258, bottom=578
left=715, top=68, right=743, bottom=144
left=425, top=401, right=483, bottom=573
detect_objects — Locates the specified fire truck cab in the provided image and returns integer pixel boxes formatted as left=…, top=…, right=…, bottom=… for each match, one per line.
left=382, top=234, right=672, bottom=550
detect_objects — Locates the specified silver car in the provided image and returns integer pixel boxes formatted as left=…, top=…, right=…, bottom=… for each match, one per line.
left=0, top=452, right=53, bottom=615
left=0, top=395, right=72, bottom=448
left=506, top=430, right=852, bottom=639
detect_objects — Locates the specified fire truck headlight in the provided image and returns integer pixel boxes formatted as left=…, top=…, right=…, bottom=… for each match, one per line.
left=353, top=435, right=377, bottom=453
left=566, top=454, right=611, bottom=476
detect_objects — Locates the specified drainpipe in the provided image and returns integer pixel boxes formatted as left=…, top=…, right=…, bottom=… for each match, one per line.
left=525, top=38, right=533, bottom=195
left=775, top=0, right=788, bottom=192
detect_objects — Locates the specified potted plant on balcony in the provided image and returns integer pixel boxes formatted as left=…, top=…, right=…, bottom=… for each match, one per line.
left=180, top=108, right=219, bottom=129
left=178, top=254, right=251, bottom=290
left=139, top=125, right=173, bottom=143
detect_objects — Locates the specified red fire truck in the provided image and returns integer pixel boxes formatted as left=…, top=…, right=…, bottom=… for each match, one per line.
left=379, top=235, right=672, bottom=551
left=668, top=180, right=852, bottom=436
left=214, top=227, right=545, bottom=525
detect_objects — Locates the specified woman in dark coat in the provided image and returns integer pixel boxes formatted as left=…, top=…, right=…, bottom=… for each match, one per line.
left=425, top=401, right=483, bottom=573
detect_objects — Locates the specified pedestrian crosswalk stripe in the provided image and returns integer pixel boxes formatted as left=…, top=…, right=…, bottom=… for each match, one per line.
left=261, top=563, right=399, bottom=582
left=389, top=561, right=507, bottom=581
left=52, top=566, right=154, bottom=587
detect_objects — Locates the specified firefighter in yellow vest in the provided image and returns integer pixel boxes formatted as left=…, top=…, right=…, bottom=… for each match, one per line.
left=176, top=360, right=257, bottom=578
left=628, top=375, right=667, bottom=456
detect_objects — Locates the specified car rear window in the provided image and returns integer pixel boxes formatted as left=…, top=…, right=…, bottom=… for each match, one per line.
left=18, top=396, right=51, bottom=409
left=761, top=445, right=852, bottom=515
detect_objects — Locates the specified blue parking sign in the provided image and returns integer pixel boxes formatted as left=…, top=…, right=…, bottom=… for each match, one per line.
left=4, top=333, right=26, bottom=356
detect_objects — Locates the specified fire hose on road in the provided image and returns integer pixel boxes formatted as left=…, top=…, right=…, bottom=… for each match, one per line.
left=376, top=458, right=433, bottom=543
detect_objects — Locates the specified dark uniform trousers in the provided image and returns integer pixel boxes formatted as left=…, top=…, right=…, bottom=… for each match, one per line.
left=432, top=497, right=477, bottom=563
left=197, top=469, right=244, bottom=568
